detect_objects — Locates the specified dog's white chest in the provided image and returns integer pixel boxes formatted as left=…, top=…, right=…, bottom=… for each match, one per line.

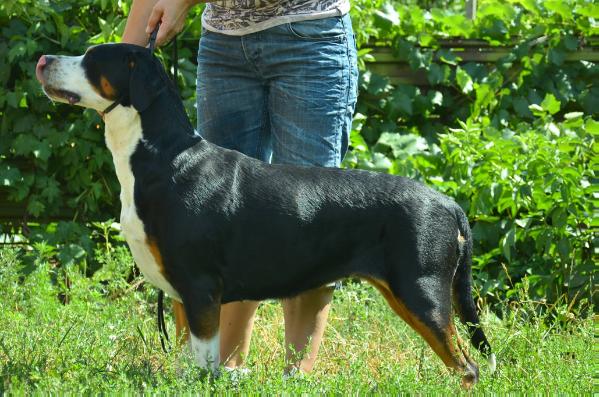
left=121, top=208, right=181, bottom=301
left=105, top=110, right=180, bottom=301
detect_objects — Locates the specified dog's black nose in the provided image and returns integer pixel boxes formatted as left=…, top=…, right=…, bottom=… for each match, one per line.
left=36, top=55, right=56, bottom=85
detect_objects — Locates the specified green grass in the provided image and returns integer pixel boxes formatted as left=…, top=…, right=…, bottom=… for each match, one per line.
left=0, top=247, right=594, bottom=394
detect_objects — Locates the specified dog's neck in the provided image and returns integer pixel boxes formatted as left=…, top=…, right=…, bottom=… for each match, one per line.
left=104, top=106, right=140, bottom=153
left=103, top=95, right=200, bottom=208
left=104, top=106, right=142, bottom=210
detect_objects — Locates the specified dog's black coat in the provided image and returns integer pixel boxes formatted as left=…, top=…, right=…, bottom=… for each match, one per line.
left=63, top=44, right=493, bottom=384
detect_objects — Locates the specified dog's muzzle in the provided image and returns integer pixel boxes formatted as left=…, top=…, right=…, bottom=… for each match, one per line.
left=36, top=55, right=81, bottom=105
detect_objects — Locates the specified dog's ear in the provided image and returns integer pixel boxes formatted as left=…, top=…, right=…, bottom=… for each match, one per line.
left=128, top=50, right=164, bottom=112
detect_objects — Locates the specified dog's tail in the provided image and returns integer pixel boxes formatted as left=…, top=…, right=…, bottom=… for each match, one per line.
left=453, top=206, right=496, bottom=373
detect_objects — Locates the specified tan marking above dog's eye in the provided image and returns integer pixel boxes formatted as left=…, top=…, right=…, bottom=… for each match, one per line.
left=100, top=76, right=116, bottom=98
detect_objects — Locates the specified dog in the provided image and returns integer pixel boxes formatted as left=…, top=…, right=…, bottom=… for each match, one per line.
left=36, top=43, right=495, bottom=387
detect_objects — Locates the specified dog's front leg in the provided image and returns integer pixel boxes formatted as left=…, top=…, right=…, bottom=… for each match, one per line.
left=190, top=328, right=220, bottom=372
left=178, top=275, right=222, bottom=374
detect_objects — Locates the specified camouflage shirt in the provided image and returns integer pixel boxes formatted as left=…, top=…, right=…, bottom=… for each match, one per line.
left=202, top=0, right=350, bottom=35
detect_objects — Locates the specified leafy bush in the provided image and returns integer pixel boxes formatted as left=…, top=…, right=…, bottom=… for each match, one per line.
left=352, top=0, right=598, bottom=144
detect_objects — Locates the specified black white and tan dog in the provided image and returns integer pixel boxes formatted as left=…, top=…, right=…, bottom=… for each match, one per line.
left=36, top=43, right=495, bottom=386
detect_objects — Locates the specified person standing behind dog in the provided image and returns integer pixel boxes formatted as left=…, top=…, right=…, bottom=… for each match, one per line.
left=122, top=0, right=358, bottom=375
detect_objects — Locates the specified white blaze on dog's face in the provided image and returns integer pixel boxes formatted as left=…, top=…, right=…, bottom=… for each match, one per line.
left=36, top=52, right=112, bottom=111
left=36, top=43, right=163, bottom=113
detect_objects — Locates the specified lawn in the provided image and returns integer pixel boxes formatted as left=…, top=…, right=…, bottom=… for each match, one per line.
left=0, top=247, right=594, bottom=394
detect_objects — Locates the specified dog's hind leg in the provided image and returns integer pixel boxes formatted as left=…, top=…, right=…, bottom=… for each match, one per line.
left=364, top=277, right=479, bottom=388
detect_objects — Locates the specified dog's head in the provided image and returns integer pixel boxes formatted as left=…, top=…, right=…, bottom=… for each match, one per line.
left=36, top=43, right=166, bottom=113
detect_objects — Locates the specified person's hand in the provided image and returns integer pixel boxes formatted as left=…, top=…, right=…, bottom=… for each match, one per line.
left=146, top=0, right=197, bottom=47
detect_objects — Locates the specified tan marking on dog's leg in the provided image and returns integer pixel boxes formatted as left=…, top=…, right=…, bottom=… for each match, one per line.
left=173, top=300, right=190, bottom=344
left=363, top=277, right=477, bottom=388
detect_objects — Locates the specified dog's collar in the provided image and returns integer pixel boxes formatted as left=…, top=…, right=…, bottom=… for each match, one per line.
left=101, top=26, right=160, bottom=118
left=102, top=100, right=121, bottom=115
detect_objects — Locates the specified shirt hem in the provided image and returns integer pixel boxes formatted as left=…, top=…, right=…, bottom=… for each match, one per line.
left=201, top=4, right=350, bottom=36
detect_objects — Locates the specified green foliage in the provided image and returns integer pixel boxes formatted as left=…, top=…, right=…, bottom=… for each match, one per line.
left=352, top=0, right=598, bottom=144
left=441, top=114, right=594, bottom=305
left=0, top=0, right=203, bottom=220
left=0, top=249, right=595, bottom=393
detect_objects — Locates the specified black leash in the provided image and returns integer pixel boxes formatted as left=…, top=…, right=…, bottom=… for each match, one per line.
left=157, top=290, right=170, bottom=353
left=148, top=23, right=178, bottom=354
left=148, top=23, right=159, bottom=52
left=153, top=23, right=179, bottom=353
left=150, top=24, right=179, bottom=94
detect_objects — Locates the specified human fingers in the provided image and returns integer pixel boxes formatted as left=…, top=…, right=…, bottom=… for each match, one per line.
left=146, top=3, right=163, bottom=33
left=148, top=2, right=175, bottom=46
left=148, top=0, right=191, bottom=47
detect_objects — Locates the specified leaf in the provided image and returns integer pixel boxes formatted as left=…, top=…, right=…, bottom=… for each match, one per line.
left=27, top=199, right=46, bottom=217
left=544, top=0, right=573, bottom=20
left=12, top=135, right=39, bottom=156
left=574, top=3, right=599, bottom=18
left=361, top=152, right=393, bottom=172
left=585, top=119, right=599, bottom=134
left=428, top=90, right=444, bottom=106
left=502, top=227, right=516, bottom=262
left=557, top=237, right=571, bottom=260
left=0, top=165, right=22, bottom=187
left=515, top=218, right=532, bottom=229
left=374, top=3, right=400, bottom=30
left=474, top=83, right=495, bottom=117
left=407, top=47, right=432, bottom=70
left=456, top=67, right=473, bottom=94
left=58, top=244, right=87, bottom=267
left=389, top=91, right=413, bottom=116
left=33, top=140, right=51, bottom=162
left=427, top=63, right=450, bottom=85
left=376, top=133, right=428, bottom=159
left=562, top=35, right=579, bottom=51
left=541, top=93, right=561, bottom=115
left=548, top=48, right=565, bottom=66
left=551, top=207, right=568, bottom=229
left=364, top=72, right=390, bottom=96
left=513, top=97, right=533, bottom=118
left=436, top=49, right=461, bottom=66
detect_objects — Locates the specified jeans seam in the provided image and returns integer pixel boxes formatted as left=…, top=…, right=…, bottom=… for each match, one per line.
left=286, top=20, right=345, bottom=42
left=240, top=35, right=261, bottom=77
left=259, top=84, right=269, bottom=160
left=334, top=16, right=352, bottom=166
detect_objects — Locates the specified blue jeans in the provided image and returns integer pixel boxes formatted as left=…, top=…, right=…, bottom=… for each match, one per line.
left=196, top=13, right=358, bottom=167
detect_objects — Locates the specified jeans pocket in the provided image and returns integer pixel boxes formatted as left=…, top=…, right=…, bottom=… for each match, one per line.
left=286, top=16, right=345, bottom=41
